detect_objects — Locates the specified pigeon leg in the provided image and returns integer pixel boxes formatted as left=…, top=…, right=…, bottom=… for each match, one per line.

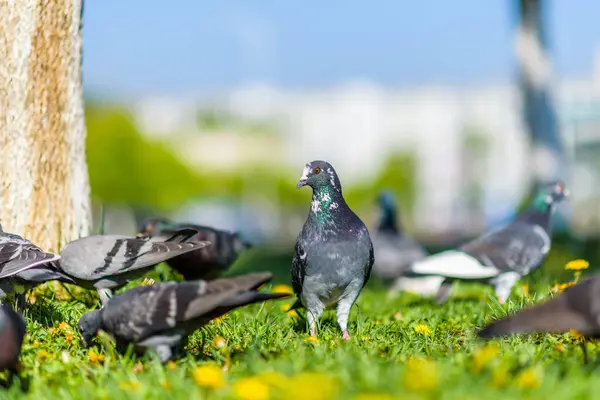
left=154, top=344, right=174, bottom=364
left=337, top=291, right=360, bottom=340
left=97, top=288, right=113, bottom=306
left=491, top=272, right=520, bottom=304
left=306, top=306, right=324, bottom=337
left=435, top=279, right=454, bottom=304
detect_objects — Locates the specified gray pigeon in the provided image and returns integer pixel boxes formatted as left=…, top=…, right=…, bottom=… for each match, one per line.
left=407, top=181, right=568, bottom=304
left=0, top=224, right=63, bottom=310
left=77, top=272, right=289, bottom=362
left=291, top=160, right=374, bottom=340
left=0, top=304, right=26, bottom=381
left=478, top=275, right=600, bottom=363
left=54, top=232, right=210, bottom=305
left=137, top=217, right=252, bottom=281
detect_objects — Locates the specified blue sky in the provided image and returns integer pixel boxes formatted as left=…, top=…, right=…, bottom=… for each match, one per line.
left=82, top=1, right=600, bottom=96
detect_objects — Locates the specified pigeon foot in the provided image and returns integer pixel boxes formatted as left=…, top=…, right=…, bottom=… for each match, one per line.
left=342, top=330, right=350, bottom=340
left=496, top=296, right=506, bottom=305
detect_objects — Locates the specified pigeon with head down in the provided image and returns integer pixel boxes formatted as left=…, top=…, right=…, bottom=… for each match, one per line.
left=408, top=181, right=569, bottom=304
left=137, top=217, right=253, bottom=281
left=77, top=272, right=288, bottom=362
left=0, top=304, right=26, bottom=382
left=53, top=230, right=210, bottom=305
left=291, top=160, right=374, bottom=340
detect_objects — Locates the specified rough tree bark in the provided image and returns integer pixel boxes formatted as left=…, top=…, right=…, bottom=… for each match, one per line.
left=0, top=0, right=91, bottom=252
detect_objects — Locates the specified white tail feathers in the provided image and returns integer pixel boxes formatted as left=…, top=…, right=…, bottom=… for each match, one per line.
left=409, top=250, right=500, bottom=279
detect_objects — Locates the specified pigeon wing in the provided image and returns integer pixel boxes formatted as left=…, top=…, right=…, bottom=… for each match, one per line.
left=0, top=238, right=60, bottom=279
left=291, top=239, right=307, bottom=297
left=460, top=222, right=550, bottom=275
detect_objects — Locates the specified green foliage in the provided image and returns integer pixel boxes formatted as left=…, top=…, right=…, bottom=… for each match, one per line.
left=86, top=105, right=204, bottom=211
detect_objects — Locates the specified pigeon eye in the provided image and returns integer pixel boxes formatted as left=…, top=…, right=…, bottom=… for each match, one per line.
left=314, top=168, right=321, bottom=174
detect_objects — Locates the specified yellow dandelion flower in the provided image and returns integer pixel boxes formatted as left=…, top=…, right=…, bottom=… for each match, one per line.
left=403, top=358, right=438, bottom=391
left=280, top=303, right=299, bottom=318
left=48, top=327, right=58, bottom=335
left=119, top=380, right=141, bottom=391
left=213, top=336, right=227, bottom=350
left=287, top=373, right=338, bottom=400
left=232, top=345, right=242, bottom=351
left=353, top=394, right=395, bottom=400
left=305, top=336, right=320, bottom=344
left=552, top=282, right=575, bottom=293
left=515, top=367, right=541, bottom=390
left=192, top=365, right=226, bottom=389
left=570, top=329, right=585, bottom=341
left=472, top=344, right=500, bottom=373
left=272, top=284, right=294, bottom=294
left=33, top=341, right=40, bottom=348
left=141, top=278, right=156, bottom=286
left=490, top=367, right=509, bottom=388
left=522, top=283, right=529, bottom=296
left=132, top=363, right=144, bottom=374
left=88, top=351, right=105, bottom=364
left=37, top=349, right=51, bottom=361
left=414, top=324, right=431, bottom=336
left=65, top=334, right=75, bottom=342
left=166, top=361, right=177, bottom=370
left=233, top=377, right=271, bottom=400
left=554, top=344, right=565, bottom=353
left=255, top=371, right=288, bottom=388
left=565, top=259, right=589, bottom=271
left=58, top=321, right=70, bottom=331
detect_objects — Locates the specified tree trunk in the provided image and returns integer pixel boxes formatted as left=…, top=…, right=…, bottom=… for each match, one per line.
left=0, top=0, right=91, bottom=252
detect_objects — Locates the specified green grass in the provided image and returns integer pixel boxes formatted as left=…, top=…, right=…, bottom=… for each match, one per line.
left=2, top=256, right=599, bottom=400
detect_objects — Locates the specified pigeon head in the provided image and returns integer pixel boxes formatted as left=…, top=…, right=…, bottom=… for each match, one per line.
left=376, top=191, right=400, bottom=233
left=296, top=160, right=342, bottom=192
left=78, top=310, right=104, bottom=348
left=232, top=232, right=253, bottom=253
left=137, top=217, right=171, bottom=237
left=532, top=181, right=569, bottom=211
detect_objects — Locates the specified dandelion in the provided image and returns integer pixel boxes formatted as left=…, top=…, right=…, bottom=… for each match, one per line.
left=65, top=334, right=75, bottom=342
left=232, top=345, right=242, bottom=351
left=522, top=283, right=529, bottom=296
left=570, top=329, right=585, bottom=341
left=141, top=278, right=156, bottom=286
left=233, top=377, right=271, bottom=400
left=192, top=364, right=226, bottom=389
left=33, top=341, right=40, bottom=348
left=414, top=324, right=431, bottom=336
left=37, top=349, right=51, bottom=361
left=272, top=284, right=293, bottom=294
left=515, top=367, right=541, bottom=390
left=490, top=367, right=509, bottom=388
left=281, top=303, right=298, bottom=318
left=58, top=321, right=70, bottom=331
left=133, top=363, right=144, bottom=374
left=255, top=371, right=288, bottom=388
left=88, top=351, right=105, bottom=364
left=471, top=344, right=500, bottom=373
left=554, top=344, right=565, bottom=353
left=403, top=358, right=439, bottom=391
left=305, top=336, right=320, bottom=344
left=565, top=259, right=589, bottom=271
left=213, top=336, right=227, bottom=350
left=552, top=282, right=575, bottom=293
left=166, top=361, right=177, bottom=370
left=287, top=372, right=338, bottom=400
left=119, top=380, right=141, bottom=391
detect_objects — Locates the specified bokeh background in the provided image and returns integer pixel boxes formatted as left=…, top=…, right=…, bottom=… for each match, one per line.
left=82, top=0, right=600, bottom=285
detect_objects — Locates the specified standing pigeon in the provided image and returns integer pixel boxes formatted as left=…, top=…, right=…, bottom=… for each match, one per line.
left=291, top=160, right=374, bottom=340
left=370, top=192, right=441, bottom=296
left=137, top=217, right=252, bottom=281
left=53, top=233, right=210, bottom=305
left=77, top=272, right=289, bottom=362
left=0, top=304, right=26, bottom=381
left=0, top=224, right=63, bottom=310
left=407, top=181, right=568, bottom=304
left=478, top=275, right=600, bottom=363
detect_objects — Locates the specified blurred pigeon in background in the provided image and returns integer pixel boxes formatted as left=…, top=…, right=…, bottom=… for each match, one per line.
left=53, top=233, right=210, bottom=305
left=407, top=181, right=569, bottom=304
left=0, top=224, right=64, bottom=311
left=478, top=275, right=600, bottom=363
left=370, top=192, right=441, bottom=296
left=138, top=217, right=253, bottom=281
left=77, top=272, right=288, bottom=362
left=0, top=304, right=25, bottom=382
left=291, top=160, right=374, bottom=340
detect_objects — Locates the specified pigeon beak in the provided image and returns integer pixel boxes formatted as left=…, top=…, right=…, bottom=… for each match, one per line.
left=296, top=179, right=308, bottom=189
left=297, top=163, right=311, bottom=189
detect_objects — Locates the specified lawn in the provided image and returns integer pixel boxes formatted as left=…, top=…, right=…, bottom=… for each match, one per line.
left=2, top=249, right=599, bottom=400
